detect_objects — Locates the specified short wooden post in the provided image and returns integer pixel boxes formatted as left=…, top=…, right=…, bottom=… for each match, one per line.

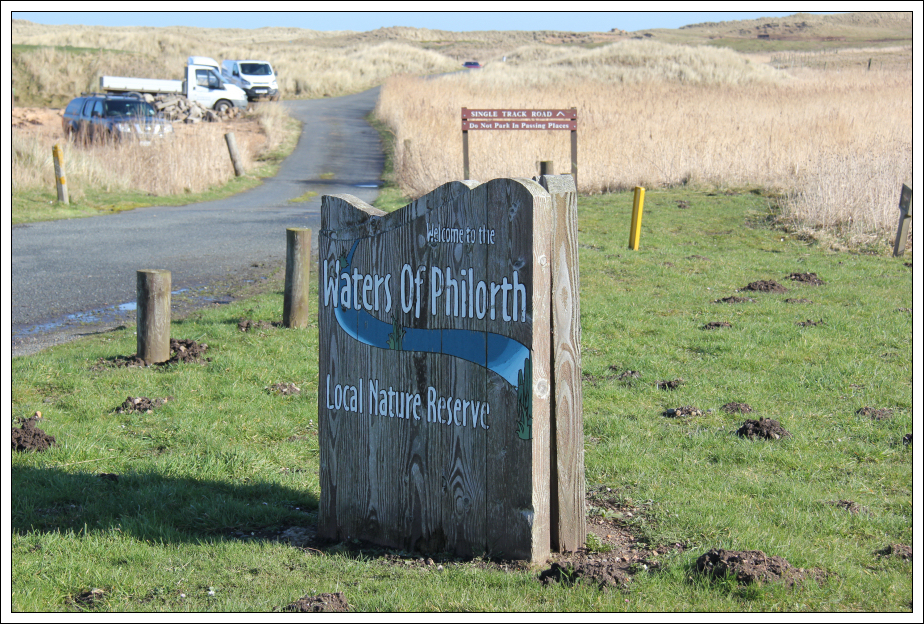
left=283, top=227, right=312, bottom=328
left=539, top=174, right=585, bottom=553
left=224, top=132, right=245, bottom=177
left=628, top=186, right=646, bottom=250
left=539, top=161, right=555, bottom=177
left=136, top=270, right=171, bottom=364
left=52, top=144, right=69, bottom=204
left=893, top=184, right=913, bottom=257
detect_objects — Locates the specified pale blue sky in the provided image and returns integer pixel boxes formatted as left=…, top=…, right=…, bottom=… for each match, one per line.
left=10, top=8, right=849, bottom=33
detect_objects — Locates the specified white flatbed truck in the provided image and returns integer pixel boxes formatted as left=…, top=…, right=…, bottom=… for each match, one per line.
left=100, top=56, right=248, bottom=112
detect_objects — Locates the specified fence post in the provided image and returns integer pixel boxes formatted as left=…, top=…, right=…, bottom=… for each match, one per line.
left=52, top=144, right=69, bottom=204
left=283, top=228, right=312, bottom=328
left=893, top=184, right=913, bottom=257
left=136, top=270, right=171, bottom=364
left=224, top=132, right=245, bottom=177
left=628, top=186, right=646, bottom=250
left=539, top=161, right=555, bottom=177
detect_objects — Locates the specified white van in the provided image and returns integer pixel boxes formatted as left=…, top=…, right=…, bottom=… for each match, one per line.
left=221, top=60, right=279, bottom=101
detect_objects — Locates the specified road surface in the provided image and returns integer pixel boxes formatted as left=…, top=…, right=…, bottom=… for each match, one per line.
left=11, top=87, right=384, bottom=356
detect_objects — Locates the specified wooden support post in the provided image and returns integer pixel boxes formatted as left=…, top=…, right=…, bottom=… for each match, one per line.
left=283, top=227, right=312, bottom=328
left=136, top=270, right=171, bottom=364
left=52, top=144, right=69, bottom=204
left=570, top=124, right=578, bottom=191
left=540, top=161, right=555, bottom=177
left=539, top=174, right=585, bottom=553
left=893, top=184, right=913, bottom=257
left=462, top=129, right=470, bottom=179
left=629, top=186, right=646, bottom=250
left=224, top=132, right=245, bottom=177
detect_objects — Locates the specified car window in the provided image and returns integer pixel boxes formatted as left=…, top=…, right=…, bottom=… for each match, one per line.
left=241, top=63, right=272, bottom=76
left=92, top=100, right=104, bottom=117
left=65, top=99, right=85, bottom=115
left=196, top=69, right=223, bottom=89
left=105, top=100, right=156, bottom=117
left=82, top=99, right=96, bottom=116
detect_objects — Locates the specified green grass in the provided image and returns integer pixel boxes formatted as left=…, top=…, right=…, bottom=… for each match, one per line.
left=11, top=188, right=913, bottom=611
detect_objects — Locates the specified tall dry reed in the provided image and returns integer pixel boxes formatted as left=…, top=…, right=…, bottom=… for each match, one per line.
left=12, top=125, right=253, bottom=199
left=375, top=42, right=912, bottom=241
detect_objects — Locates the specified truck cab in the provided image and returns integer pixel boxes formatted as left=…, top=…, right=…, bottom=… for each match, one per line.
left=186, top=57, right=249, bottom=111
left=221, top=59, right=279, bottom=101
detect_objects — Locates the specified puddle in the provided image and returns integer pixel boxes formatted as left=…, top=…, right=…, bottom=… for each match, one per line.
left=354, top=184, right=380, bottom=188
left=12, top=285, right=231, bottom=339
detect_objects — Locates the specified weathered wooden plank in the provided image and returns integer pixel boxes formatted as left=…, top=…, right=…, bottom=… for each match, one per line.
left=318, top=180, right=552, bottom=561
left=539, top=174, right=585, bottom=553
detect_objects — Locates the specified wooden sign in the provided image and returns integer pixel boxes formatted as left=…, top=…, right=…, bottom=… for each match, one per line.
left=318, top=177, right=580, bottom=561
left=462, top=109, right=577, bottom=131
left=461, top=108, right=578, bottom=188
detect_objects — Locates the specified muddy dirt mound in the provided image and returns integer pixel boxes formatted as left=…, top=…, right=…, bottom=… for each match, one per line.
left=703, top=321, right=731, bottom=330
left=695, top=549, right=811, bottom=586
left=238, top=319, right=279, bottom=332
left=797, top=319, right=824, bottom=327
left=785, top=298, right=813, bottom=304
left=170, top=339, right=209, bottom=363
left=714, top=296, right=755, bottom=304
left=856, top=406, right=893, bottom=420
left=743, top=280, right=788, bottom=293
left=70, top=588, right=107, bottom=609
left=828, top=499, right=870, bottom=515
left=722, top=402, right=753, bottom=414
left=536, top=485, right=684, bottom=590
left=539, top=561, right=629, bottom=590
left=115, top=396, right=172, bottom=414
left=92, top=339, right=210, bottom=369
left=903, top=433, right=912, bottom=445
left=266, top=382, right=301, bottom=396
left=736, top=417, right=790, bottom=440
left=787, top=272, right=825, bottom=285
left=280, top=592, right=349, bottom=613
left=12, top=416, right=57, bottom=452
left=878, top=544, right=912, bottom=560
left=607, top=367, right=641, bottom=385
left=657, top=378, right=684, bottom=390
left=664, top=406, right=703, bottom=418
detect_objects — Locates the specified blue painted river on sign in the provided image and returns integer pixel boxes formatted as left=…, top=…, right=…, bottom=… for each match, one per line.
left=333, top=239, right=530, bottom=388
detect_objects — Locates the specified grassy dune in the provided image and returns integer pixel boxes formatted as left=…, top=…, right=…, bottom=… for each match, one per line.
left=375, top=41, right=911, bottom=246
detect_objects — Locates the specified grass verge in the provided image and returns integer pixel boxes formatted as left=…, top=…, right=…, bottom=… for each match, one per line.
left=11, top=188, right=912, bottom=611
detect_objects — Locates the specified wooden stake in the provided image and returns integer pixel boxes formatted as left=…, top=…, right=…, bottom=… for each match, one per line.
left=224, top=132, right=245, bottom=177
left=629, top=186, right=646, bottom=250
left=893, top=184, right=913, bottom=257
left=52, top=144, right=69, bottom=204
left=136, top=270, right=171, bottom=364
left=283, top=228, right=312, bottom=328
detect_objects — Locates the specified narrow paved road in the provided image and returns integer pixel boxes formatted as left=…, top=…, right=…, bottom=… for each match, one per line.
left=12, top=88, right=384, bottom=356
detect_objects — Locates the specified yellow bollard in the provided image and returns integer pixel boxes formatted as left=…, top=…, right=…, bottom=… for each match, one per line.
left=628, top=186, right=645, bottom=250
left=52, top=143, right=69, bottom=204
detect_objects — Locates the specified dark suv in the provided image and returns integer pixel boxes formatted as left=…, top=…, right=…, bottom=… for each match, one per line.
left=62, top=93, right=173, bottom=145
